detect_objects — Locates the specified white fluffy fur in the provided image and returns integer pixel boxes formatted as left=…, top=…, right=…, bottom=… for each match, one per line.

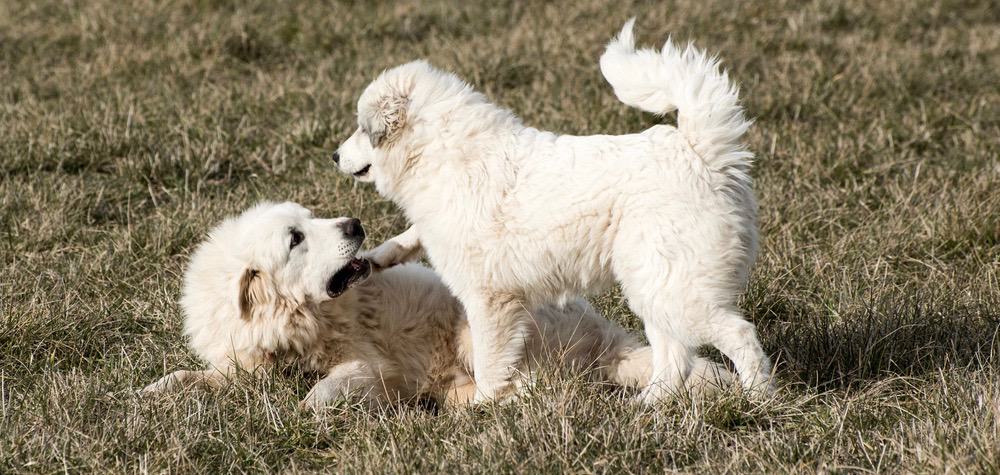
left=336, top=20, right=772, bottom=403
left=144, top=202, right=732, bottom=408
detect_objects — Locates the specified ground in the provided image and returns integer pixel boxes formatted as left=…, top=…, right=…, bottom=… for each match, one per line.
left=1, top=0, right=998, bottom=472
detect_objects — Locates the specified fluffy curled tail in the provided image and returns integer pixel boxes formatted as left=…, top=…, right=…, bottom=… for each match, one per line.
left=600, top=19, right=753, bottom=178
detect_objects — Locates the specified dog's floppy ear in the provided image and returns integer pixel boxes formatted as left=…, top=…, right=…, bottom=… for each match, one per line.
left=362, top=91, right=409, bottom=148
left=237, top=268, right=268, bottom=320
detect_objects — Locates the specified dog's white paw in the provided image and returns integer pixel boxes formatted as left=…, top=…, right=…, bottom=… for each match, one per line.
left=300, top=385, right=336, bottom=411
left=140, top=371, right=190, bottom=395
left=362, top=241, right=408, bottom=270
left=743, top=375, right=776, bottom=399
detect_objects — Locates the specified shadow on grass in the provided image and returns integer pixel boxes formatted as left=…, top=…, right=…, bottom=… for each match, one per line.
left=756, top=296, right=1000, bottom=391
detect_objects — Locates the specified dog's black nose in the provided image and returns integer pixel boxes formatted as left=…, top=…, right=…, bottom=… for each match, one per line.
left=339, top=218, right=364, bottom=239
left=332, top=151, right=340, bottom=164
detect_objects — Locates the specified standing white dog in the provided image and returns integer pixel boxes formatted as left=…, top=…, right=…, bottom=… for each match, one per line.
left=335, top=20, right=772, bottom=403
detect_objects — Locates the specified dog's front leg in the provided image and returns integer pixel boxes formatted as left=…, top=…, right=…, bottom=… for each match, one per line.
left=463, top=291, right=531, bottom=403
left=141, top=369, right=225, bottom=394
left=364, top=225, right=423, bottom=270
left=300, top=360, right=381, bottom=410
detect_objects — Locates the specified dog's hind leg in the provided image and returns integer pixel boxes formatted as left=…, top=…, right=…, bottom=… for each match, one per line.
left=620, top=277, right=771, bottom=401
left=618, top=280, right=699, bottom=403
left=605, top=345, right=735, bottom=395
left=707, top=311, right=773, bottom=396
left=638, top=315, right=697, bottom=403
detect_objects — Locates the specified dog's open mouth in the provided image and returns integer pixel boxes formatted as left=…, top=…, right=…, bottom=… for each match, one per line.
left=326, top=258, right=372, bottom=298
left=352, top=164, right=371, bottom=178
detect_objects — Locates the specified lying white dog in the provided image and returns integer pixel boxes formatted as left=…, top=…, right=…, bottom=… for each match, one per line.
left=144, top=202, right=730, bottom=408
left=334, top=20, right=772, bottom=403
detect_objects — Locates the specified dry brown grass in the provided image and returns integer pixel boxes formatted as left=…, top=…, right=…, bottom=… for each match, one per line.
left=1, top=0, right=998, bottom=472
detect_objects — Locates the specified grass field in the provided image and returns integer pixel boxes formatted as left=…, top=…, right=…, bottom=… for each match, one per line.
left=2, top=0, right=998, bottom=472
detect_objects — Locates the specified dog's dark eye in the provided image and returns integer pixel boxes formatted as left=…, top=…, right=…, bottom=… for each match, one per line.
left=289, top=229, right=304, bottom=249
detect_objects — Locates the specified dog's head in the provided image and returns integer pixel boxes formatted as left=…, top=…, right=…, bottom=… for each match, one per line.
left=180, top=202, right=371, bottom=367
left=334, top=60, right=492, bottom=195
